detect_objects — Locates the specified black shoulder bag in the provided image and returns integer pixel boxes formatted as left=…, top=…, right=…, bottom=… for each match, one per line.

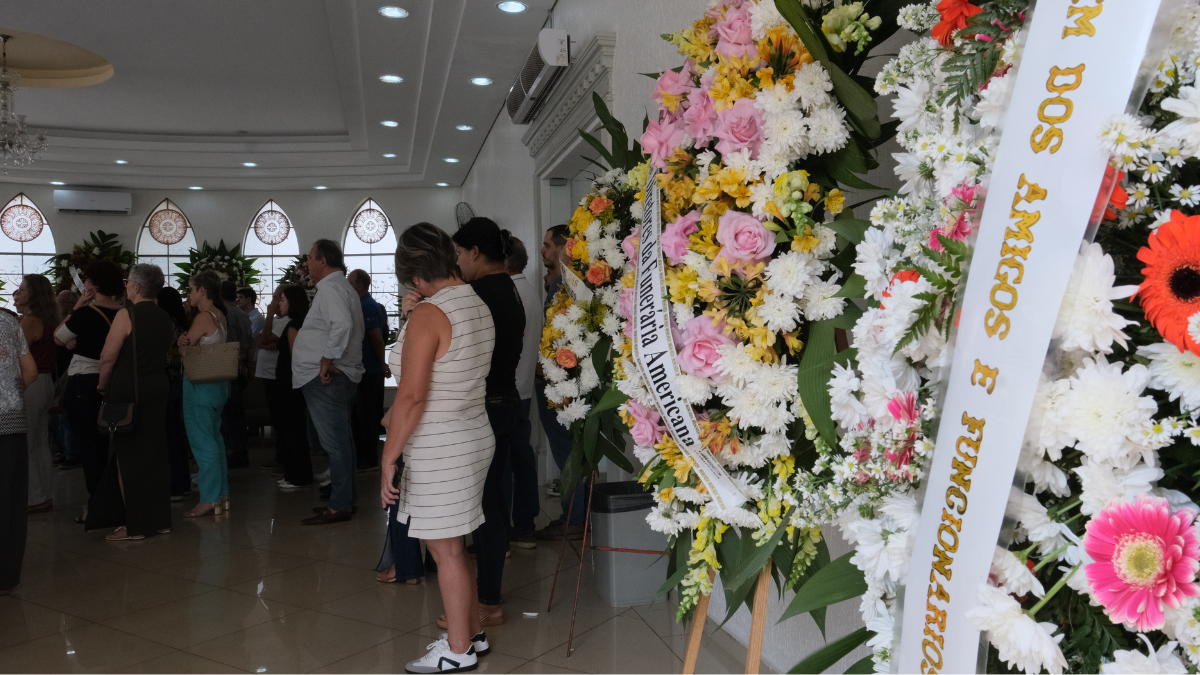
left=97, top=307, right=138, bottom=436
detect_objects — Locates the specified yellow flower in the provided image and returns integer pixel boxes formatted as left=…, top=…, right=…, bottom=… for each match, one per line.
left=693, top=175, right=723, bottom=205
left=621, top=271, right=636, bottom=289
left=696, top=279, right=721, bottom=303
left=689, top=217, right=721, bottom=260
left=571, top=239, right=589, bottom=261
left=714, top=166, right=753, bottom=207
left=792, top=226, right=820, bottom=253
left=783, top=331, right=804, bottom=355
left=666, top=265, right=699, bottom=306
left=658, top=487, right=674, bottom=503
left=824, top=188, right=846, bottom=215
left=568, top=206, right=592, bottom=237
left=626, top=163, right=650, bottom=192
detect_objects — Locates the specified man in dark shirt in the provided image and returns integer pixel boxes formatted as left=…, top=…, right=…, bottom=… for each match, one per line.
left=348, top=269, right=389, bottom=471
left=219, top=281, right=252, bottom=469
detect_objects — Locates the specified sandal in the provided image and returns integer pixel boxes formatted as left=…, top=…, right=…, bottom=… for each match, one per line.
left=105, top=527, right=145, bottom=542
left=27, top=500, right=53, bottom=514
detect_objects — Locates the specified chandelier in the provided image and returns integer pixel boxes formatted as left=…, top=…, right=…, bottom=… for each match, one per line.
left=0, top=35, right=47, bottom=172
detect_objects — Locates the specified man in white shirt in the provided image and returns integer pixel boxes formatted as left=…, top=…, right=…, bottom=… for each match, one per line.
left=254, top=285, right=290, bottom=472
left=293, top=239, right=365, bottom=525
left=505, top=239, right=542, bottom=548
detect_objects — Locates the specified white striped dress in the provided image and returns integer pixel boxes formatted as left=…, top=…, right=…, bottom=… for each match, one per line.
left=388, top=283, right=496, bottom=539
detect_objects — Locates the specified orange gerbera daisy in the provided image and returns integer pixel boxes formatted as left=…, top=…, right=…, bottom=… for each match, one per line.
left=1135, top=210, right=1200, bottom=356
left=932, top=0, right=983, bottom=46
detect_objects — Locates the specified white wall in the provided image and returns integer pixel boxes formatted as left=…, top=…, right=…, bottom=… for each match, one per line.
left=0, top=183, right=464, bottom=257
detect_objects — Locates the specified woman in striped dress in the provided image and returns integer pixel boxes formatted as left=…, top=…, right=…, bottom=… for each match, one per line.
left=382, top=222, right=494, bottom=674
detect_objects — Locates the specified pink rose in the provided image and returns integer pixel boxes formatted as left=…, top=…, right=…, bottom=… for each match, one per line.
left=619, top=286, right=636, bottom=321
left=713, top=5, right=755, bottom=59
left=621, top=226, right=641, bottom=263
left=678, top=316, right=735, bottom=379
left=653, top=67, right=694, bottom=111
left=716, top=211, right=774, bottom=264
left=682, top=74, right=718, bottom=145
left=625, top=400, right=667, bottom=447
left=662, top=211, right=701, bottom=265
left=641, top=118, right=686, bottom=170
left=713, top=97, right=764, bottom=158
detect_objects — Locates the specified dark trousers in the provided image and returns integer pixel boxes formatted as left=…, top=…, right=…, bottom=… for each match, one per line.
left=166, top=375, right=191, bottom=496
left=263, top=376, right=284, bottom=465
left=377, top=457, right=425, bottom=581
left=537, top=386, right=586, bottom=525
left=0, top=433, right=28, bottom=591
left=66, top=374, right=108, bottom=495
left=351, top=373, right=384, bottom=469
left=221, top=375, right=248, bottom=464
left=501, top=398, right=540, bottom=535
left=475, top=402, right=518, bottom=605
left=274, top=380, right=313, bottom=487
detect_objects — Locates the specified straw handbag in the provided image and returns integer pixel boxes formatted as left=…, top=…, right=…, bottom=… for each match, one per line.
left=179, top=341, right=240, bottom=384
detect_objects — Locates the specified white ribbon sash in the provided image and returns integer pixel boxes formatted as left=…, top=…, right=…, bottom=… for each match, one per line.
left=895, top=2, right=1165, bottom=672
left=634, top=177, right=747, bottom=511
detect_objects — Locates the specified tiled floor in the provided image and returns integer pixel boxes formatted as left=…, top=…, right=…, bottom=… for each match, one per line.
left=3, top=441, right=752, bottom=673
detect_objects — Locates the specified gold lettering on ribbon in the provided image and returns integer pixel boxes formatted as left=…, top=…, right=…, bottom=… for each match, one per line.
left=1064, top=0, right=1105, bottom=38
left=985, top=175, right=1047, bottom=339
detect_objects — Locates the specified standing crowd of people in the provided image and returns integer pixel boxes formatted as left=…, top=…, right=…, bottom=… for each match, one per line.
left=0, top=217, right=590, bottom=675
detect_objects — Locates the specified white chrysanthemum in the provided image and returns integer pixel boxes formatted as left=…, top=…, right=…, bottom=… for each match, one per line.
left=854, top=227, right=899, bottom=301
left=848, top=518, right=893, bottom=587
left=810, top=224, right=838, bottom=258
left=759, top=291, right=801, bottom=332
left=765, top=251, right=816, bottom=298
left=1100, top=634, right=1188, bottom=674
left=1061, top=357, right=1158, bottom=469
left=579, top=359, right=600, bottom=392
left=1139, top=342, right=1200, bottom=415
left=1163, top=86, right=1200, bottom=151
left=672, top=302, right=694, bottom=332
left=646, top=503, right=689, bottom=536
left=632, top=443, right=656, bottom=464
left=1025, top=377, right=1072, bottom=457
left=793, top=62, right=834, bottom=110
left=678, top=374, right=712, bottom=406
left=763, top=109, right=808, bottom=154
left=966, top=584, right=1067, bottom=675
left=1013, top=492, right=1070, bottom=555
left=973, top=72, right=1013, bottom=129
left=1051, top=243, right=1137, bottom=354
left=802, top=278, right=846, bottom=320
left=683, top=251, right=717, bottom=281
left=714, top=343, right=758, bottom=386
left=556, top=399, right=589, bottom=425
left=542, top=357, right=568, bottom=383
left=991, top=547, right=1045, bottom=598
left=673, top=486, right=710, bottom=504
left=1075, top=459, right=1163, bottom=515
left=749, top=0, right=786, bottom=39
left=702, top=504, right=763, bottom=530
left=601, top=313, right=622, bottom=338
left=807, top=106, right=850, bottom=154
left=758, top=432, right=791, bottom=460
left=893, top=78, right=933, bottom=133
left=829, top=362, right=867, bottom=427
left=755, top=81, right=799, bottom=116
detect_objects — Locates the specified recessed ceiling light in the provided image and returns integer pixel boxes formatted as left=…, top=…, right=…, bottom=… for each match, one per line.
left=456, top=125, right=474, bottom=131
left=437, top=182, right=449, bottom=186
left=444, top=158, right=460, bottom=163
left=378, top=6, right=409, bottom=18
left=470, top=77, right=493, bottom=86
left=379, top=75, right=404, bottom=84
left=382, top=153, right=397, bottom=158
left=114, top=159, right=128, bottom=164
left=314, top=186, right=328, bottom=190
left=49, top=181, right=65, bottom=186
left=497, top=1, right=527, bottom=12
left=243, top=162, right=257, bottom=167
left=381, top=120, right=399, bottom=127
left=189, top=186, right=203, bottom=190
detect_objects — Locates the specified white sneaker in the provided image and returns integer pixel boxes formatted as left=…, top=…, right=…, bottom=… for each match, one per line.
left=315, top=469, right=330, bottom=481
left=439, top=631, right=489, bottom=656
left=278, top=480, right=304, bottom=490
left=404, top=638, right=477, bottom=673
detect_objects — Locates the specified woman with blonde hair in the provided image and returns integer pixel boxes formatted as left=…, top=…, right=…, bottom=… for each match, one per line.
left=382, top=222, right=494, bottom=673
left=178, top=270, right=231, bottom=518
left=13, top=273, right=59, bottom=514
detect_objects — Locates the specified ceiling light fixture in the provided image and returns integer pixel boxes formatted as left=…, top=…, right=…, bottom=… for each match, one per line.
left=470, top=77, right=493, bottom=86
left=381, top=120, right=399, bottom=127
left=49, top=181, right=64, bottom=185
left=243, top=162, right=257, bottom=167
left=382, top=153, right=396, bottom=158
left=379, top=75, right=403, bottom=83
left=444, top=158, right=459, bottom=163
left=456, top=125, right=474, bottom=131
left=315, top=186, right=327, bottom=190
left=497, top=2, right=527, bottom=12
left=437, top=182, right=448, bottom=186
left=114, top=159, right=128, bottom=164
left=189, top=186, right=203, bottom=190
left=378, top=6, right=409, bottom=18
left=0, top=35, right=47, bottom=173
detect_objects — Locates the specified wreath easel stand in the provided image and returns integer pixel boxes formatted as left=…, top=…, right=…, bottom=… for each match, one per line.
left=681, top=563, right=772, bottom=674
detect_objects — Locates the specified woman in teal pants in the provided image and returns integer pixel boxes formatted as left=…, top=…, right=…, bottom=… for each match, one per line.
left=178, top=270, right=231, bottom=518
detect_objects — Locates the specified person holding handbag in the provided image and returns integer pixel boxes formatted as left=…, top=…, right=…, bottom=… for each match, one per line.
left=178, top=270, right=232, bottom=518
left=86, top=264, right=175, bottom=541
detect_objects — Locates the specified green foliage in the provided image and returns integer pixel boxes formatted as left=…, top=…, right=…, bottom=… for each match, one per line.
left=46, top=230, right=136, bottom=292
left=789, top=627, right=871, bottom=674
left=940, top=0, right=1029, bottom=106
left=173, top=240, right=259, bottom=292
left=779, top=551, right=868, bottom=623
left=578, top=92, right=644, bottom=172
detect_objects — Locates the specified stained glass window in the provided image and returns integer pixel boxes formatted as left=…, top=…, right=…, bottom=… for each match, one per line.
left=343, top=198, right=400, bottom=385
left=0, top=193, right=55, bottom=307
left=243, top=200, right=299, bottom=309
left=136, top=199, right=197, bottom=287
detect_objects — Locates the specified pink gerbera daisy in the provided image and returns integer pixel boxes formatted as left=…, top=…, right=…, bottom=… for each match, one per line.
left=1083, top=495, right=1200, bottom=631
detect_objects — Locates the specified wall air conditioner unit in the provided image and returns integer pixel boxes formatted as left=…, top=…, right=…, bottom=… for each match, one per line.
left=53, top=190, right=132, bottom=215
left=506, top=28, right=569, bottom=125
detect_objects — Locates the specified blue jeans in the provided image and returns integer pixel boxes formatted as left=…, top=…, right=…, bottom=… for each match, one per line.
left=501, top=398, right=540, bottom=535
left=301, top=373, right=358, bottom=513
left=537, top=386, right=585, bottom=526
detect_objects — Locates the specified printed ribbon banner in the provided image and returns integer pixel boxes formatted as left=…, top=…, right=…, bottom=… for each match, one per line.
left=559, top=249, right=594, bottom=302
left=895, top=1, right=1164, bottom=673
left=633, top=176, right=747, bottom=511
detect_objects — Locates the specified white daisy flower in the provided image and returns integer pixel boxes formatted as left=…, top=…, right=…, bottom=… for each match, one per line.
left=966, top=584, right=1067, bottom=675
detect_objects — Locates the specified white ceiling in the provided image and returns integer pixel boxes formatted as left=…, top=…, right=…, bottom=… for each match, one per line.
left=0, top=0, right=551, bottom=190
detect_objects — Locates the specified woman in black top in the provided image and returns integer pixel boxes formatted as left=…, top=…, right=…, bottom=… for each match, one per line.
left=54, top=260, right=125, bottom=501
left=158, top=286, right=192, bottom=500
left=449, top=216, right=526, bottom=625
left=274, top=286, right=313, bottom=488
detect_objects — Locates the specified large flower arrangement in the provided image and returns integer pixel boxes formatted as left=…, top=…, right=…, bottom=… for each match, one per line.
left=47, top=230, right=135, bottom=292
left=174, top=240, right=259, bottom=291
left=609, top=0, right=908, bottom=630
left=811, top=1, right=1200, bottom=672
left=277, top=253, right=314, bottom=291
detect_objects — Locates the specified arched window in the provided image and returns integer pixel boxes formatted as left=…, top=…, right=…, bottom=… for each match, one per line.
left=0, top=193, right=55, bottom=307
left=343, top=198, right=399, bottom=338
left=243, top=199, right=299, bottom=307
left=137, top=199, right=197, bottom=287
